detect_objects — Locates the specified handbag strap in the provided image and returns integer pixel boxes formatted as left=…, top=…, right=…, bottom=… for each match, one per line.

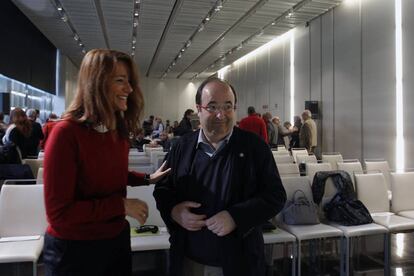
left=292, top=189, right=311, bottom=205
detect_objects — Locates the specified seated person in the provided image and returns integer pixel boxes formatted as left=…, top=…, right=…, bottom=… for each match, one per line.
left=131, top=128, right=150, bottom=151
left=156, top=131, right=171, bottom=152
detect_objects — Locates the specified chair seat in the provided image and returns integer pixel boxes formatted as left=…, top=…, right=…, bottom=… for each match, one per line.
left=0, top=237, right=44, bottom=263
left=371, top=213, right=414, bottom=232
left=280, top=223, right=342, bottom=241
left=328, top=223, right=388, bottom=238
left=131, top=233, right=170, bottom=251
left=263, top=228, right=296, bottom=244
left=397, top=210, right=414, bottom=220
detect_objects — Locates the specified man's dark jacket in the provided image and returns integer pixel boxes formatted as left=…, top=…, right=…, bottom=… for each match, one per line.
left=153, top=127, right=286, bottom=276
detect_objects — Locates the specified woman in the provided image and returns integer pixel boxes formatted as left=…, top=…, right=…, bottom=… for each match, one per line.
left=43, top=49, right=170, bottom=275
left=2, top=107, right=31, bottom=158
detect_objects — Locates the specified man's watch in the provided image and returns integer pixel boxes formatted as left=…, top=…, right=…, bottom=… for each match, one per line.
left=144, top=173, right=151, bottom=185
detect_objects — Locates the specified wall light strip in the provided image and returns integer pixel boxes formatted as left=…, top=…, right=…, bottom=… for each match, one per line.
left=290, top=30, right=295, bottom=124
left=395, top=0, right=404, bottom=172
left=11, top=91, right=27, bottom=97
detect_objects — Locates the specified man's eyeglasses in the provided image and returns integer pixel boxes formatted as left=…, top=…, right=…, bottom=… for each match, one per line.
left=198, top=103, right=236, bottom=113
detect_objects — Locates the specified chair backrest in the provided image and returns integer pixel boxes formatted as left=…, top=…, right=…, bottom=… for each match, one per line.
left=129, top=156, right=152, bottom=165
left=365, top=160, right=391, bottom=191
left=22, top=159, right=43, bottom=178
left=126, top=184, right=165, bottom=227
left=322, top=153, right=343, bottom=170
left=272, top=150, right=290, bottom=157
left=296, top=154, right=317, bottom=165
left=355, top=173, right=389, bottom=213
left=337, top=161, right=363, bottom=187
left=278, top=176, right=315, bottom=222
left=0, top=184, right=47, bottom=237
left=129, top=165, right=154, bottom=174
left=277, top=145, right=287, bottom=151
left=273, top=155, right=294, bottom=164
left=306, top=163, right=332, bottom=181
left=291, top=148, right=308, bottom=163
left=390, top=172, right=414, bottom=213
left=36, top=168, right=44, bottom=184
left=277, top=163, right=300, bottom=177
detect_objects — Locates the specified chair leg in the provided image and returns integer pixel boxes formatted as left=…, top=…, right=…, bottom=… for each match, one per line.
left=384, top=233, right=391, bottom=276
left=297, top=240, right=302, bottom=276
left=292, top=241, right=297, bottom=276
left=33, top=262, right=37, bottom=276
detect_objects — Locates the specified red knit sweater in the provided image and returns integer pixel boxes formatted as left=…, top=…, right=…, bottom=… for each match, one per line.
left=44, top=120, right=146, bottom=240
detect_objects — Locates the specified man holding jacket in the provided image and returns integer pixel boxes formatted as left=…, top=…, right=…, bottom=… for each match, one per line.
left=154, top=77, right=286, bottom=276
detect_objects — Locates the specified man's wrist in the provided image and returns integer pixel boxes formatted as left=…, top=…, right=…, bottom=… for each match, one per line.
left=144, top=173, right=151, bottom=185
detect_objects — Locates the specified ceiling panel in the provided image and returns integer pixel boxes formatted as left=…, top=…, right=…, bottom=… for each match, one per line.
left=10, top=0, right=342, bottom=79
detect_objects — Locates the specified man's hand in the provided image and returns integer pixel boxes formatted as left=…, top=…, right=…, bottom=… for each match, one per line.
left=124, top=198, right=148, bottom=225
left=206, top=210, right=236, bottom=237
left=171, top=201, right=206, bottom=231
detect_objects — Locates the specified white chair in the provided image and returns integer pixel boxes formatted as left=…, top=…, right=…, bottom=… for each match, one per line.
left=126, top=185, right=170, bottom=252
left=263, top=228, right=296, bottom=275
left=364, top=160, right=392, bottom=191
left=37, top=151, right=45, bottom=159
left=274, top=155, right=294, bottom=164
left=296, top=154, right=317, bottom=165
left=390, top=172, right=414, bottom=219
left=278, top=177, right=343, bottom=276
left=150, top=151, right=167, bottom=170
left=306, top=163, right=332, bottom=183
left=322, top=152, right=343, bottom=171
left=129, top=156, right=152, bottom=165
left=337, top=161, right=363, bottom=188
left=277, top=145, right=288, bottom=151
left=22, top=159, right=43, bottom=178
left=355, top=173, right=414, bottom=273
left=277, top=163, right=300, bottom=177
left=36, top=168, right=43, bottom=184
left=0, top=185, right=47, bottom=276
left=291, top=148, right=308, bottom=163
left=311, top=170, right=387, bottom=276
left=272, top=150, right=290, bottom=157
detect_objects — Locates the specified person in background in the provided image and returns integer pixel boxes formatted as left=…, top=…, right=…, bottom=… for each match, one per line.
left=156, top=131, right=171, bottom=151
left=272, top=116, right=291, bottom=148
left=152, top=117, right=165, bottom=138
left=0, top=112, right=8, bottom=141
left=154, top=77, right=286, bottom=276
left=174, top=109, right=194, bottom=136
left=299, top=109, right=317, bottom=153
left=2, top=107, right=31, bottom=158
left=262, top=112, right=277, bottom=148
left=35, top=109, right=43, bottom=125
left=26, top=108, right=44, bottom=156
left=43, top=49, right=170, bottom=276
left=239, top=106, right=268, bottom=143
left=40, top=113, right=60, bottom=150
left=132, top=128, right=151, bottom=151
left=290, top=115, right=302, bottom=149
left=142, top=115, right=154, bottom=136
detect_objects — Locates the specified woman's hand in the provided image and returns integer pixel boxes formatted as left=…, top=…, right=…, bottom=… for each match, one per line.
left=149, top=161, right=171, bottom=184
left=124, top=198, right=148, bottom=225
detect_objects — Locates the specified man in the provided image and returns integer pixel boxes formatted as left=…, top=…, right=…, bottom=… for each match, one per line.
left=262, top=112, right=277, bottom=148
left=299, top=109, right=317, bottom=153
left=26, top=108, right=44, bottom=156
left=154, top=77, right=286, bottom=276
left=238, top=106, right=268, bottom=142
left=142, top=115, right=154, bottom=136
left=272, top=116, right=291, bottom=149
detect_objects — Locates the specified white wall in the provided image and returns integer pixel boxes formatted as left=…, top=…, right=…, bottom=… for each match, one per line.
left=219, top=0, right=413, bottom=170
left=140, top=77, right=202, bottom=122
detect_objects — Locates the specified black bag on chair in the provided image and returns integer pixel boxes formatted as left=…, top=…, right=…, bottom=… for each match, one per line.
left=282, top=189, right=320, bottom=225
left=0, top=142, right=22, bottom=164
left=323, top=193, right=373, bottom=226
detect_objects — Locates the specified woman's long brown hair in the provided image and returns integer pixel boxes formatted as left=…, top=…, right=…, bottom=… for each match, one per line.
left=64, top=49, right=144, bottom=137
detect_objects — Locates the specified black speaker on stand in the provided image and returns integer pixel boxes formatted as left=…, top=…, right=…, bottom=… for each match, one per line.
left=305, top=101, right=320, bottom=119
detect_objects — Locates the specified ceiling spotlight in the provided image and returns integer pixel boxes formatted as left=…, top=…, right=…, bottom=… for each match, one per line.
left=131, top=52, right=135, bottom=56
left=57, top=6, right=63, bottom=11
left=198, top=24, right=205, bottom=32
left=178, top=53, right=182, bottom=58
left=186, top=40, right=192, bottom=47
left=205, top=16, right=210, bottom=21
left=133, top=19, right=138, bottom=27
left=286, top=10, right=293, bottom=18
left=73, top=34, right=79, bottom=41
left=132, top=45, right=136, bottom=50
left=180, top=48, right=185, bottom=52
left=215, top=0, right=223, bottom=11
left=236, top=44, right=242, bottom=50
left=271, top=21, right=276, bottom=26
left=134, top=11, right=139, bottom=17
left=135, top=0, right=140, bottom=3
left=172, top=61, right=176, bottom=66
left=78, top=42, right=83, bottom=47
left=132, top=37, right=136, bottom=44
left=61, top=15, right=68, bottom=22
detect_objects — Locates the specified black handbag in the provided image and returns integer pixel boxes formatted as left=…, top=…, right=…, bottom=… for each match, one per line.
left=324, top=193, right=373, bottom=226
left=282, top=189, right=320, bottom=225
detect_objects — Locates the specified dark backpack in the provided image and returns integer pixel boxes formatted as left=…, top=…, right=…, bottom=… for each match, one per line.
left=0, top=142, right=22, bottom=164
left=312, top=170, right=373, bottom=226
